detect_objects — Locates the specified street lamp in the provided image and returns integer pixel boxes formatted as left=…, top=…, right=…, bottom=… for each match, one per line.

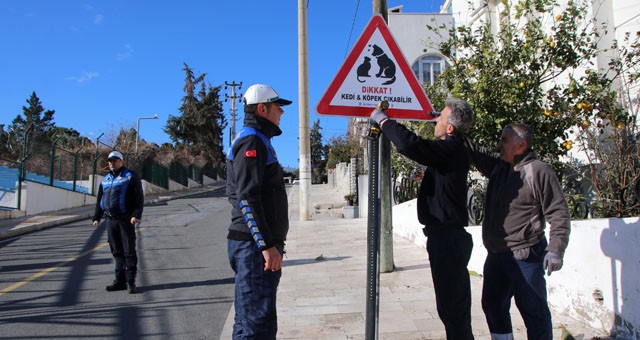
left=136, top=114, right=158, bottom=154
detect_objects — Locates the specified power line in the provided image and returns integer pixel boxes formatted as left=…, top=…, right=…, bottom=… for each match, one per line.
left=345, top=0, right=361, bottom=58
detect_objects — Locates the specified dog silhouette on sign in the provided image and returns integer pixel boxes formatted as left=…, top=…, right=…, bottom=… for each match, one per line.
left=371, top=44, right=396, bottom=85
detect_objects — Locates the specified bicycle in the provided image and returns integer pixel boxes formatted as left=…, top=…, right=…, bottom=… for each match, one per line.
left=393, top=177, right=420, bottom=204
left=467, top=189, right=485, bottom=225
left=565, top=194, right=590, bottom=220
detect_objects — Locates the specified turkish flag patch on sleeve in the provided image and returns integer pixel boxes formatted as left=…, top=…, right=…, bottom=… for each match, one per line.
left=244, top=150, right=257, bottom=158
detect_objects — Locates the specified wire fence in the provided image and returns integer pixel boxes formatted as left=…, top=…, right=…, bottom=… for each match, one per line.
left=0, top=132, right=224, bottom=210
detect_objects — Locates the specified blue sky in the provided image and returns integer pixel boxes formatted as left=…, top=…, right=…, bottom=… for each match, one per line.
left=0, top=1, right=441, bottom=168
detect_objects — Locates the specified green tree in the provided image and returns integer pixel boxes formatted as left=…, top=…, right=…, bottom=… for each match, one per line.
left=325, top=135, right=359, bottom=170
left=7, top=92, right=56, bottom=159
left=49, top=126, right=91, bottom=150
left=164, top=63, right=227, bottom=166
left=0, top=124, right=11, bottom=160
left=197, top=80, right=227, bottom=165
left=389, top=83, right=447, bottom=179
left=426, top=0, right=639, bottom=216
left=567, top=34, right=640, bottom=217
left=310, top=119, right=326, bottom=183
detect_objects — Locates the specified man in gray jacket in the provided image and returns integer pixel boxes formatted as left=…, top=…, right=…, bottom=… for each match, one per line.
left=465, top=123, right=570, bottom=340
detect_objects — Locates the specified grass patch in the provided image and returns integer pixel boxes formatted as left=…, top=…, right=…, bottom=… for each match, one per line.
left=468, top=270, right=482, bottom=278
left=561, top=324, right=576, bottom=340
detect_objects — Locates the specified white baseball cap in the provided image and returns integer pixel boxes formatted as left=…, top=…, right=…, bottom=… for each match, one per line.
left=243, top=84, right=292, bottom=106
left=107, top=151, right=124, bottom=160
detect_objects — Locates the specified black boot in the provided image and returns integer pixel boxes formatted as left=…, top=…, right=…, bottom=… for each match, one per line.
left=106, top=281, right=127, bottom=292
left=128, top=282, right=138, bottom=294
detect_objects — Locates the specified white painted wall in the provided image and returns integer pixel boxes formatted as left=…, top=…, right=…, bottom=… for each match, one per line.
left=329, top=162, right=352, bottom=197
left=388, top=13, right=453, bottom=65
left=168, top=179, right=187, bottom=192
left=141, top=180, right=168, bottom=196
left=21, top=181, right=96, bottom=215
left=0, top=190, right=17, bottom=209
left=358, top=175, right=370, bottom=219
left=203, top=175, right=221, bottom=186
left=392, top=199, right=640, bottom=337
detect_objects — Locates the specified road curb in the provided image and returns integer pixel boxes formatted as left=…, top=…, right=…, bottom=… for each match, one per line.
left=0, top=185, right=225, bottom=241
left=0, top=212, right=94, bottom=241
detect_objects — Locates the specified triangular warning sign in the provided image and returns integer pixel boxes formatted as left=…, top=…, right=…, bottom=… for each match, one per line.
left=317, top=15, right=435, bottom=120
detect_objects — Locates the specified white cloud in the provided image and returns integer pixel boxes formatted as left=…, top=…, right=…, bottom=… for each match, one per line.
left=94, top=14, right=103, bottom=25
left=116, top=44, right=134, bottom=61
left=66, top=71, right=99, bottom=84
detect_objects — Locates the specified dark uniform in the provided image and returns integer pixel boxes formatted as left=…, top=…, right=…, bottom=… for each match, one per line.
left=226, top=113, right=289, bottom=339
left=93, top=166, right=144, bottom=289
left=381, top=119, right=474, bottom=340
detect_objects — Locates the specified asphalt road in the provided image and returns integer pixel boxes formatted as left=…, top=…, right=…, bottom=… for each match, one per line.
left=0, top=190, right=235, bottom=339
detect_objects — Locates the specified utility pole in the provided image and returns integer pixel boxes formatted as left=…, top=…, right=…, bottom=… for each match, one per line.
left=373, top=0, right=394, bottom=275
left=225, top=81, right=243, bottom=145
left=364, top=1, right=390, bottom=339
left=298, top=0, right=311, bottom=220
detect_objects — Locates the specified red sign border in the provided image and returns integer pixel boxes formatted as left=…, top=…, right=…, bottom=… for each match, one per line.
left=316, top=15, right=435, bottom=120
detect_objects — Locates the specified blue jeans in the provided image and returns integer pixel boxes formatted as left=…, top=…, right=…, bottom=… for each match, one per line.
left=481, top=239, right=552, bottom=339
left=227, top=239, right=282, bottom=340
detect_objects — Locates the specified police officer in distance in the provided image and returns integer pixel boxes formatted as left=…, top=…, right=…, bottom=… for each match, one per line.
left=92, top=150, right=144, bottom=294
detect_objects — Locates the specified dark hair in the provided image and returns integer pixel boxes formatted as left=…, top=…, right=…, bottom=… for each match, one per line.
left=244, top=102, right=274, bottom=114
left=244, top=103, right=258, bottom=114
left=445, top=98, right=474, bottom=134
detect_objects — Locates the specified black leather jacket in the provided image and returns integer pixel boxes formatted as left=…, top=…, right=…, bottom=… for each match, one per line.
left=381, top=120, right=470, bottom=235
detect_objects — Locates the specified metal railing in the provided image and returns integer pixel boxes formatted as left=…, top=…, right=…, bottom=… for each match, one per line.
left=1, top=127, right=224, bottom=211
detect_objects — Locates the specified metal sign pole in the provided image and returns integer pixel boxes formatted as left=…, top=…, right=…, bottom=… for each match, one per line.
left=364, top=101, right=386, bottom=340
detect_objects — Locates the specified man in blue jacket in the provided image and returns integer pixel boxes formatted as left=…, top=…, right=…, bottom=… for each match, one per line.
left=226, top=84, right=291, bottom=339
left=92, top=150, right=144, bottom=294
left=371, top=98, right=475, bottom=340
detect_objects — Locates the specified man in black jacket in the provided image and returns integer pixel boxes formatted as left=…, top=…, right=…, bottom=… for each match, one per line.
left=226, top=84, right=291, bottom=339
left=371, top=98, right=475, bottom=340
left=92, top=150, right=144, bottom=294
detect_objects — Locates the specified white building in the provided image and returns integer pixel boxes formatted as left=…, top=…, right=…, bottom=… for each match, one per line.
left=386, top=1, right=640, bottom=337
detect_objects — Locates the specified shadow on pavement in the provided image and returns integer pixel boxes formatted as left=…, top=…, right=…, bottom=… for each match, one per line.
left=139, top=277, right=234, bottom=292
left=283, top=255, right=351, bottom=267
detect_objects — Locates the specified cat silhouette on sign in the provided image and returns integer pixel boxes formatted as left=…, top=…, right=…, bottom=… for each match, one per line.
left=356, top=56, right=372, bottom=83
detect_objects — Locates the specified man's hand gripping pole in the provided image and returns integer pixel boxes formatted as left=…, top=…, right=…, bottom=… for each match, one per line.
left=366, top=100, right=389, bottom=140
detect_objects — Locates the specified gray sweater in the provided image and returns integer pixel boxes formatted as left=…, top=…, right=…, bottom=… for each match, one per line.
left=466, top=145, right=571, bottom=257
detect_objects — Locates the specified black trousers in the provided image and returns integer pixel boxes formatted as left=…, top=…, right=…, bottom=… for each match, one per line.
left=426, top=228, right=474, bottom=340
left=106, top=218, right=138, bottom=284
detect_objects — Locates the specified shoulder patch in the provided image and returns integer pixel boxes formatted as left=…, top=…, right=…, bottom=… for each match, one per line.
left=244, top=150, right=257, bottom=158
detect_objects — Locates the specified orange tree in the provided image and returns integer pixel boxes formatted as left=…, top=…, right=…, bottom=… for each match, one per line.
left=567, top=33, right=640, bottom=217
left=423, top=0, right=639, bottom=217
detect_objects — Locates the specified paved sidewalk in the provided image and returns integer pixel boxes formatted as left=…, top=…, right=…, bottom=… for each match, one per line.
left=221, top=184, right=608, bottom=340
left=0, top=184, right=225, bottom=241
left=0, top=182, right=608, bottom=339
